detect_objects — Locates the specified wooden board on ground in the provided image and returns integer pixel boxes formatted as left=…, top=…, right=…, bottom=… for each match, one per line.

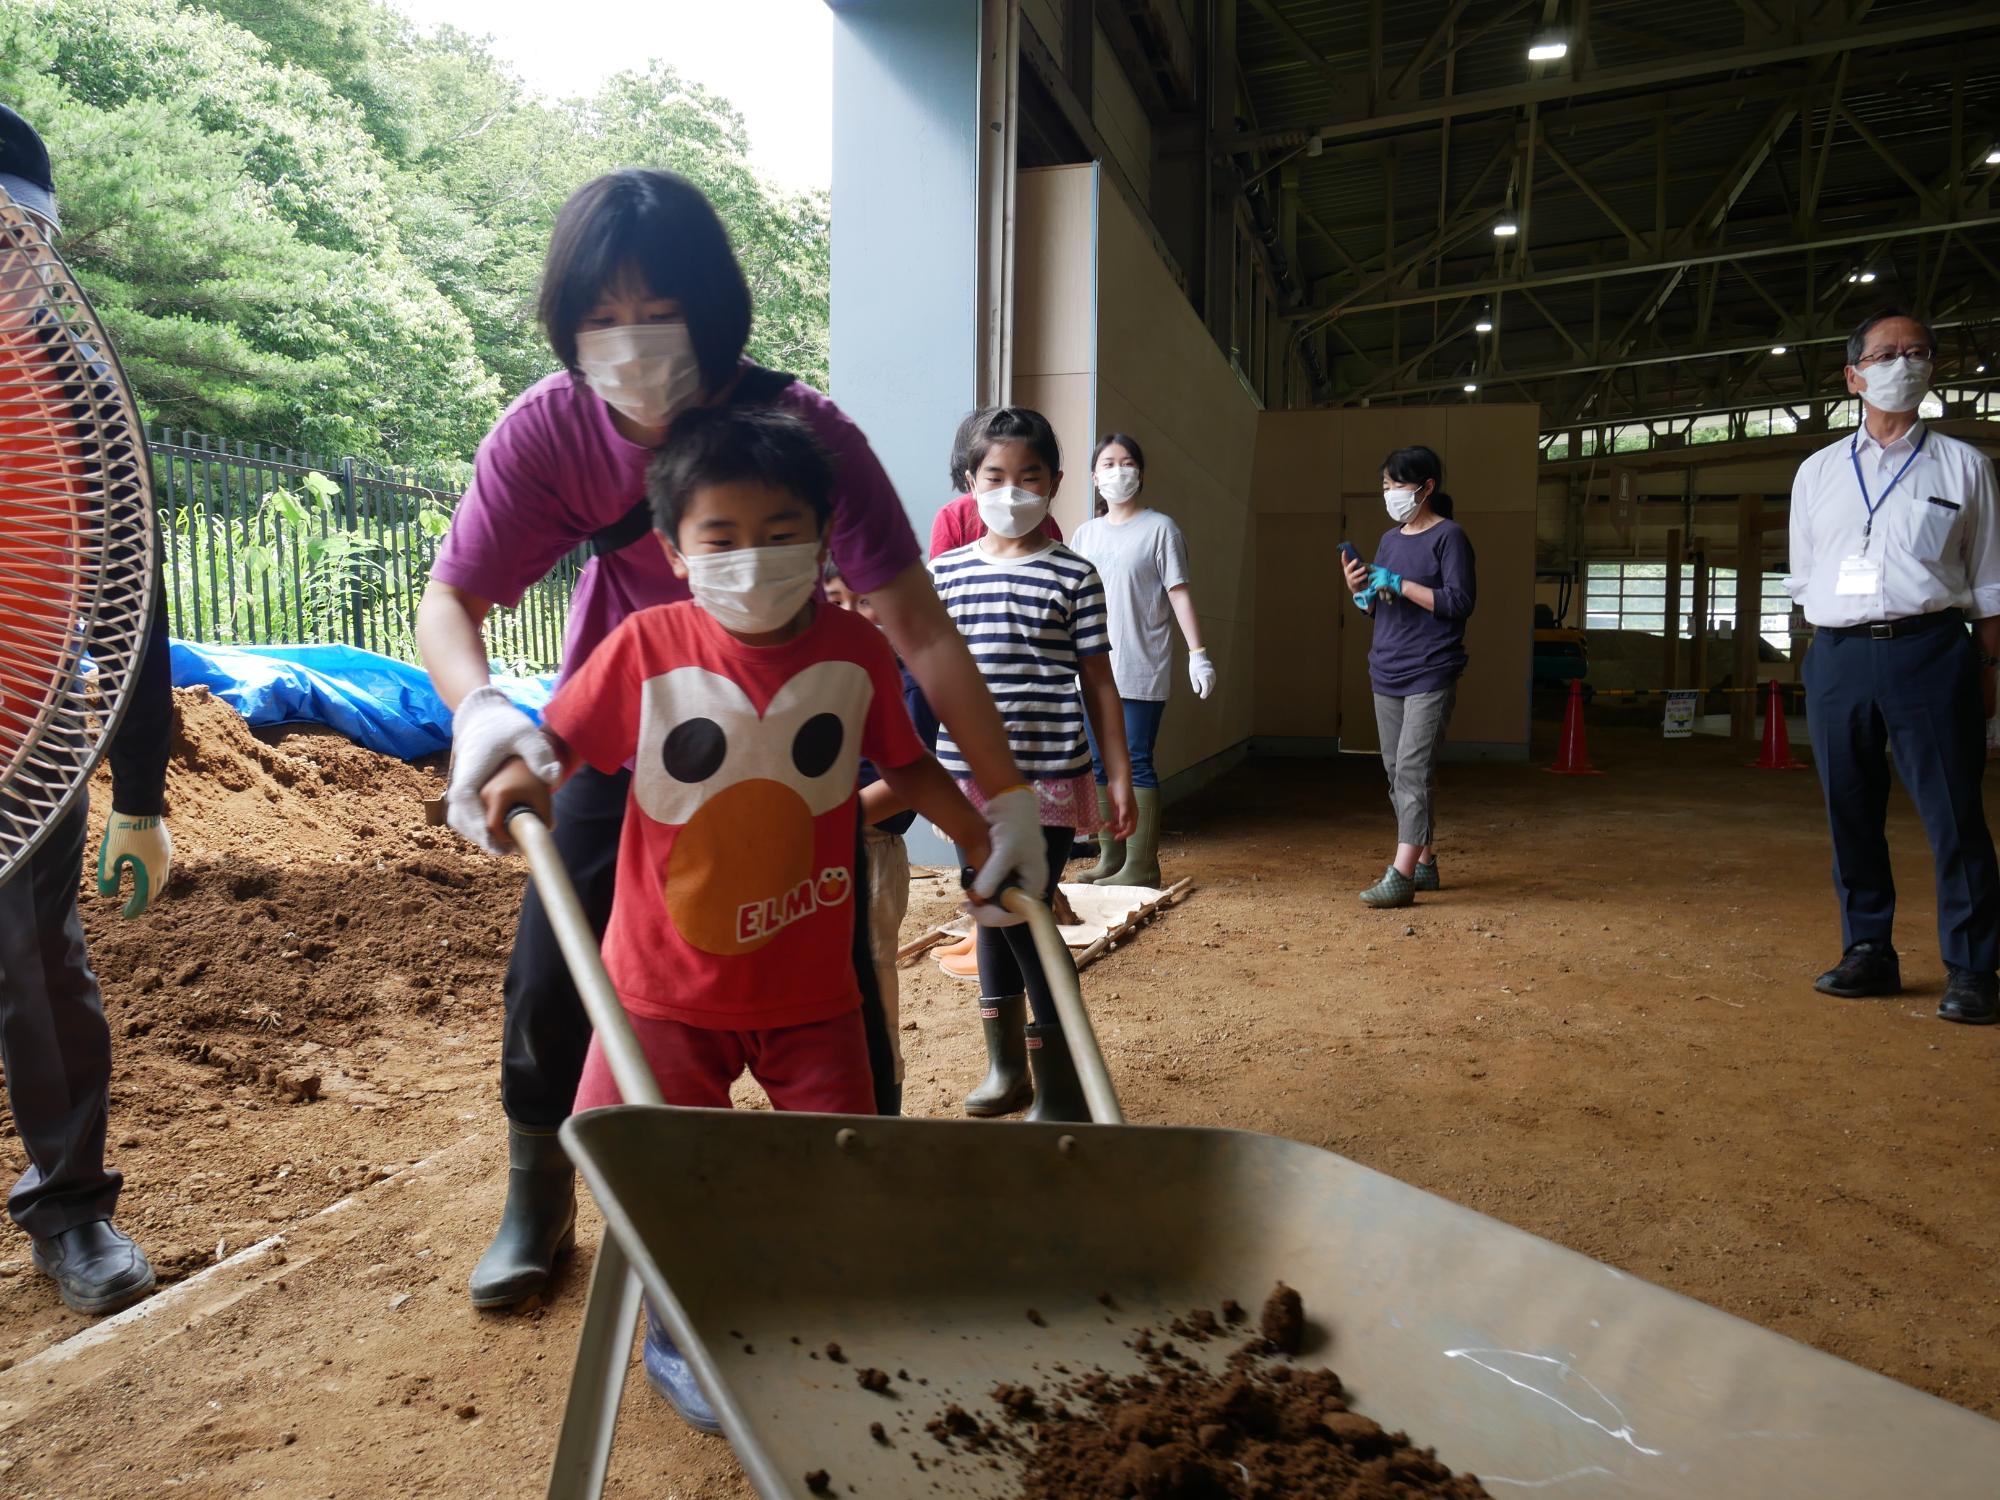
left=900, top=879, right=1195, bottom=970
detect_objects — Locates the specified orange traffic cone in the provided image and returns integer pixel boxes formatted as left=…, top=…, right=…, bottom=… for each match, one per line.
left=1750, top=679, right=1808, bottom=770
left=1545, top=678, right=1604, bottom=775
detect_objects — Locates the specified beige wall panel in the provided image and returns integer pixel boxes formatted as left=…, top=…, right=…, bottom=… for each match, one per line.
left=1096, top=196, right=1260, bottom=492
left=1445, top=405, right=1540, bottom=513
left=1448, top=510, right=1535, bottom=748
left=1012, top=372, right=1098, bottom=539
left=1336, top=493, right=1382, bottom=752
left=1253, top=513, right=1343, bottom=738
left=1014, top=166, right=1097, bottom=380
left=1338, top=408, right=1450, bottom=494
left=1091, top=25, right=1152, bottom=203
left=1252, top=411, right=1344, bottom=515
left=1022, top=0, right=1065, bottom=70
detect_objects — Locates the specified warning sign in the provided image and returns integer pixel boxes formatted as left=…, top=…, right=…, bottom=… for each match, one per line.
left=1663, top=691, right=1698, bottom=739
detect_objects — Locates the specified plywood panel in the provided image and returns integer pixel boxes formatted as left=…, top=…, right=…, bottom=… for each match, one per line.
left=1337, top=494, right=1383, bottom=753
left=1091, top=24, right=1152, bottom=203
left=1012, top=372, right=1097, bottom=538
left=1445, top=405, right=1539, bottom=514
left=1014, top=166, right=1097, bottom=379
left=1448, top=510, right=1535, bottom=749
left=1095, top=195, right=1259, bottom=493
left=1252, top=411, right=1345, bottom=515
left=1338, top=408, right=1451, bottom=495
left=1254, top=513, right=1342, bottom=738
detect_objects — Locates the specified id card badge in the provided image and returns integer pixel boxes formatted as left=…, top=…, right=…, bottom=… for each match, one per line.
left=1836, top=554, right=1883, bottom=598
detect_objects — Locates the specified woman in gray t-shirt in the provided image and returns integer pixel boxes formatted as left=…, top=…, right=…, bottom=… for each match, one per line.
left=1069, top=433, right=1216, bottom=886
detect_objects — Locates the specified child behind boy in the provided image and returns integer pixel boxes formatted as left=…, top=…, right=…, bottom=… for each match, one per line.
left=930, top=406, right=1136, bottom=1124
left=480, top=406, right=990, bottom=1431
left=822, top=560, right=933, bottom=1090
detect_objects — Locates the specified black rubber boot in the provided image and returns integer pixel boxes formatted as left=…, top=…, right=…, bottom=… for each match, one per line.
left=962, top=995, right=1032, bottom=1117
left=468, top=1122, right=577, bottom=1309
left=1023, top=1023, right=1090, bottom=1124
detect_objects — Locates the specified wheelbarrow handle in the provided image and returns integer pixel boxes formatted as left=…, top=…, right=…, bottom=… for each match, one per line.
left=998, top=888, right=1126, bottom=1126
left=507, top=807, right=666, bottom=1110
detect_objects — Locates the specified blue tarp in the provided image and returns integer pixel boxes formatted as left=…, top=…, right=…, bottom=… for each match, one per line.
left=169, top=640, right=556, bottom=761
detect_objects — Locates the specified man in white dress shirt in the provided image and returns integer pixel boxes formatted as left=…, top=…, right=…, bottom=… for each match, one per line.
left=1787, top=309, right=2000, bottom=1024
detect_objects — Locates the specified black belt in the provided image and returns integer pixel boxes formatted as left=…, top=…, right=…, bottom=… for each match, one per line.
left=1821, top=608, right=1964, bottom=641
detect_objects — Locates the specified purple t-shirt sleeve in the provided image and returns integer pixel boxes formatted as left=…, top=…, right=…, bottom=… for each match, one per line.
left=431, top=394, right=593, bottom=609
left=785, top=384, right=920, bottom=595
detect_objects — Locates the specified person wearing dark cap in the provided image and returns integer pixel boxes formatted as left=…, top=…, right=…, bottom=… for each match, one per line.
left=0, top=104, right=170, bottom=1314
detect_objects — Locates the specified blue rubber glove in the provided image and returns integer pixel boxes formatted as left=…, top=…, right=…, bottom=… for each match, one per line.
left=1367, top=565, right=1404, bottom=600
left=1352, top=591, right=1374, bottom=611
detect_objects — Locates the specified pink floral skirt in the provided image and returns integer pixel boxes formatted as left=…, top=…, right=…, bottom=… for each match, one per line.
left=954, top=772, right=1102, bottom=835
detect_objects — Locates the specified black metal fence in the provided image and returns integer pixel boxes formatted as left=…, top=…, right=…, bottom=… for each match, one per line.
left=148, top=427, right=581, bottom=673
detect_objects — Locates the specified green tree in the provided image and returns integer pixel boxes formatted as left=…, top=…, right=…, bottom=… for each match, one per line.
left=0, top=0, right=831, bottom=470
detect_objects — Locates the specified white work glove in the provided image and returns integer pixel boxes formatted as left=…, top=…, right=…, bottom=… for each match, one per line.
left=446, top=685, right=562, bottom=855
left=1188, top=648, right=1216, bottom=700
left=96, top=814, right=171, bottom=919
left=968, top=785, right=1045, bottom=927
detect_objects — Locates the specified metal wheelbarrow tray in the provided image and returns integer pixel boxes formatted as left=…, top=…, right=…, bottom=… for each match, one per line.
left=510, top=812, right=2000, bottom=1498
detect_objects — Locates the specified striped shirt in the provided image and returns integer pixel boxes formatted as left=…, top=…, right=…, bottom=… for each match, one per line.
left=931, top=540, right=1110, bottom=779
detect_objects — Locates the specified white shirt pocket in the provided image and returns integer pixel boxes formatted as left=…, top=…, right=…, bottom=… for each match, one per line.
left=1910, top=494, right=1962, bottom=561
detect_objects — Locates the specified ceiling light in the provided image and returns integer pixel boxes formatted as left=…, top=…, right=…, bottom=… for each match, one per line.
left=1861, top=270, right=1877, bottom=283
left=1986, top=148, right=2000, bottom=165
left=1528, top=37, right=1569, bottom=61
left=1492, top=219, right=1518, bottom=237
left=1770, top=345, right=1787, bottom=355
left=1463, top=383, right=1479, bottom=393
left=1305, top=134, right=1324, bottom=159
left=1980, top=363, right=1990, bottom=373
left=1475, top=315, right=1494, bottom=333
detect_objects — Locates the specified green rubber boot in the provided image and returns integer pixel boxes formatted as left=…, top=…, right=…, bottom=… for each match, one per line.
left=1104, top=787, right=1162, bottom=888
left=962, top=995, right=1033, bottom=1117
left=1023, top=1023, right=1090, bottom=1124
left=468, top=1122, right=577, bottom=1309
left=1077, top=787, right=1123, bottom=884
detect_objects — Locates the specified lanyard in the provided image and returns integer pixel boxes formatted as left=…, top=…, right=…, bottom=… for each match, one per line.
left=1850, top=427, right=1927, bottom=546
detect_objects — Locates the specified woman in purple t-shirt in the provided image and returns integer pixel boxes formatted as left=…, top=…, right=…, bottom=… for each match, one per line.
left=1339, top=445, right=1478, bottom=911
left=413, top=170, right=1040, bottom=1338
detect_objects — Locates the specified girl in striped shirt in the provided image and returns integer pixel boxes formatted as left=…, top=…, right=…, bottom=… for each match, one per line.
left=931, top=407, right=1136, bottom=1123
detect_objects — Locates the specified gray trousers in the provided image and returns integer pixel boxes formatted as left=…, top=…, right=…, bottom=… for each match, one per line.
left=0, top=796, right=121, bottom=1238
left=1374, top=686, right=1456, bottom=847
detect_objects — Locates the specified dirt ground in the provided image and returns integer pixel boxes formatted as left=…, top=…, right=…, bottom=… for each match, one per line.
left=0, top=690, right=1996, bottom=1496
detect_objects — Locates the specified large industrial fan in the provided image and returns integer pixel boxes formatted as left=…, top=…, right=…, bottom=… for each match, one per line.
left=0, top=188, right=155, bottom=887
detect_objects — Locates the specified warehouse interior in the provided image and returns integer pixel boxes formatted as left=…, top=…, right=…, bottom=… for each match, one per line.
left=5, top=3, right=2000, bottom=1495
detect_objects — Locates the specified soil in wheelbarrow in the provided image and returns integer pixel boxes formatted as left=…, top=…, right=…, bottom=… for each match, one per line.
left=915, top=1286, right=1490, bottom=1500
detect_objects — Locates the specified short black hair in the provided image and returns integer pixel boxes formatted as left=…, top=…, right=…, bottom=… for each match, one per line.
left=646, top=406, right=835, bottom=543
left=539, top=169, right=752, bottom=388
left=1846, top=307, right=1938, bottom=367
left=965, top=406, right=1061, bottom=478
left=948, top=406, right=996, bottom=492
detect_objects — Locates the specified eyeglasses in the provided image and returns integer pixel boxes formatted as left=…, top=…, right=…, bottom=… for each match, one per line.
left=1855, top=346, right=1933, bottom=367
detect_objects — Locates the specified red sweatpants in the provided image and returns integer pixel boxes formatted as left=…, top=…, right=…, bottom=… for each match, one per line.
left=572, top=1008, right=876, bottom=1115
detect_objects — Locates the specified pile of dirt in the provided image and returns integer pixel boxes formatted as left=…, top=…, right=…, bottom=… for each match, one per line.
left=927, top=1287, right=1490, bottom=1500
left=3, top=687, right=526, bottom=1344
left=82, top=687, right=524, bottom=1077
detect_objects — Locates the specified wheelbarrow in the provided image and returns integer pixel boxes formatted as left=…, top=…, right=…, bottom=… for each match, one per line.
left=509, top=811, right=2000, bottom=1499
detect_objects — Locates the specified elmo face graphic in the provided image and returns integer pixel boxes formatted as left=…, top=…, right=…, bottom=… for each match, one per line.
left=631, top=661, right=870, bottom=957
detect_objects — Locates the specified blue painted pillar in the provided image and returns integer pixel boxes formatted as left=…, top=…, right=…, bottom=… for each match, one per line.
left=828, top=1, right=986, bottom=866
left=827, top=0, right=983, bottom=541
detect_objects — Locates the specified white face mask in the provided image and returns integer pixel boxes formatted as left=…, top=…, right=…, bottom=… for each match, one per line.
left=1858, top=356, right=1931, bottom=415
left=576, top=323, right=704, bottom=429
left=976, top=485, right=1051, bottom=539
left=1096, top=465, right=1142, bottom=504
left=682, top=542, right=823, bottom=635
left=1385, top=486, right=1422, bottom=524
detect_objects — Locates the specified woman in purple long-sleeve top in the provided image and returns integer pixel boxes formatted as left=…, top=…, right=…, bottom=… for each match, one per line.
left=1339, top=444, right=1478, bottom=909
